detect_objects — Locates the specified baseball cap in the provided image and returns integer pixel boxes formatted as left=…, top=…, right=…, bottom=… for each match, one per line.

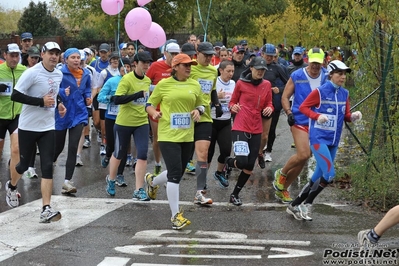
left=240, top=40, right=248, bottom=46
left=119, top=43, right=127, bottom=50
left=119, top=57, right=131, bottom=69
left=171, top=54, right=198, bottom=68
left=21, top=32, right=33, bottom=40
left=232, top=45, right=245, bottom=53
left=6, top=43, right=21, bottom=53
left=327, top=60, right=351, bottom=73
left=308, top=48, right=324, bottom=64
left=262, top=44, right=276, bottom=56
left=99, top=43, right=110, bottom=52
left=197, top=42, right=216, bottom=55
left=165, top=43, right=180, bottom=53
left=214, top=42, right=223, bottom=49
left=79, top=49, right=86, bottom=61
left=83, top=47, right=93, bottom=56
left=249, top=56, right=268, bottom=70
left=133, top=51, right=153, bottom=62
left=293, top=47, right=303, bottom=55
left=181, top=43, right=196, bottom=56
left=42, top=42, right=61, bottom=52
left=27, top=46, right=41, bottom=57
left=109, top=51, right=120, bottom=60
left=161, top=39, right=177, bottom=53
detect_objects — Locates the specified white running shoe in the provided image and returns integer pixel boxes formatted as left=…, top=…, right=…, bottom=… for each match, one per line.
left=264, top=152, right=272, bottom=162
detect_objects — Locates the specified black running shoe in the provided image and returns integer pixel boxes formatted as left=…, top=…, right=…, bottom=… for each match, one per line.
left=229, top=194, right=242, bottom=206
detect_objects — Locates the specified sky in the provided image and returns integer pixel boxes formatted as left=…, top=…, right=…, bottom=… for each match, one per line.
left=1, top=0, right=51, bottom=10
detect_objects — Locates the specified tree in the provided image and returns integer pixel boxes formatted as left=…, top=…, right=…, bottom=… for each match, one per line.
left=195, top=0, right=288, bottom=45
left=0, top=7, right=22, bottom=34
left=18, top=1, right=66, bottom=36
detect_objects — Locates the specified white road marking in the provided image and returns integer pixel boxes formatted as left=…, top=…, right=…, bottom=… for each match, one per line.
left=168, top=244, right=265, bottom=250
left=98, top=256, right=131, bottom=266
left=268, top=247, right=314, bottom=258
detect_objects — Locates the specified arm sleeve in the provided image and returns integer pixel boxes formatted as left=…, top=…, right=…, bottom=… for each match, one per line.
left=211, top=89, right=220, bottom=105
left=299, top=89, right=321, bottom=120
left=113, top=91, right=145, bottom=105
left=98, top=79, right=112, bottom=104
left=11, top=89, right=44, bottom=106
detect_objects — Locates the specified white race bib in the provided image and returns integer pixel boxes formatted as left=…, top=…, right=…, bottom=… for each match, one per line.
left=233, top=141, right=250, bottom=156
left=108, top=103, right=119, bottom=115
left=0, top=82, right=12, bottom=96
left=198, top=79, right=213, bottom=95
left=315, top=114, right=336, bottom=130
left=132, top=95, right=148, bottom=106
left=170, top=113, right=191, bottom=129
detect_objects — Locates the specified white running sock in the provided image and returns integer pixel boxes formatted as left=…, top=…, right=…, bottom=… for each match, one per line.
left=167, top=182, right=179, bottom=218
left=152, top=170, right=168, bottom=186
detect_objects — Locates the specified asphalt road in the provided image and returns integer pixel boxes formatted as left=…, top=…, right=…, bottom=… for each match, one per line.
left=0, top=114, right=398, bottom=266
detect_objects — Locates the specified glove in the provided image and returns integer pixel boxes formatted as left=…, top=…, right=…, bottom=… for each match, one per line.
left=0, top=84, right=8, bottom=93
left=317, top=114, right=329, bottom=124
left=287, top=113, right=295, bottom=126
left=351, top=111, right=362, bottom=122
left=215, top=105, right=223, bottom=118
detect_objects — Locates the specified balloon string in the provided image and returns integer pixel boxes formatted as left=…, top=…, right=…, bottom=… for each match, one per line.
left=196, top=0, right=212, bottom=42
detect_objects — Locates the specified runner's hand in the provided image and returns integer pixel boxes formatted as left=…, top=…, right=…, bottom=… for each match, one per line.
left=351, top=111, right=362, bottom=122
left=317, top=114, right=329, bottom=124
left=287, top=113, right=295, bottom=126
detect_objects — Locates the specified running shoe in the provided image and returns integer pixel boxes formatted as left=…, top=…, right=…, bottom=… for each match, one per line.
left=83, top=138, right=91, bottom=148
left=258, top=154, right=265, bottom=169
left=105, top=175, right=115, bottom=196
left=291, top=143, right=296, bottom=148
left=23, top=167, right=38, bottom=179
left=264, top=152, right=272, bottom=162
left=145, top=173, right=159, bottom=200
left=154, top=165, right=162, bottom=176
left=275, top=190, right=292, bottom=203
left=358, top=229, right=377, bottom=250
left=286, top=204, right=303, bottom=220
left=185, top=160, right=196, bottom=175
left=299, top=203, right=313, bottom=221
left=194, top=190, right=213, bottom=205
left=126, top=154, right=132, bottom=166
left=62, top=181, right=77, bottom=194
left=76, top=155, right=83, bottom=166
left=40, top=206, right=62, bottom=223
left=5, top=181, right=21, bottom=208
left=101, top=156, right=110, bottom=168
left=223, top=157, right=233, bottom=180
left=213, top=171, right=229, bottom=188
left=171, top=209, right=191, bottom=230
left=96, top=131, right=102, bottom=143
left=115, top=174, right=127, bottom=187
left=132, top=188, right=150, bottom=201
left=229, top=194, right=242, bottom=206
left=273, top=168, right=287, bottom=191
left=99, top=145, right=106, bottom=155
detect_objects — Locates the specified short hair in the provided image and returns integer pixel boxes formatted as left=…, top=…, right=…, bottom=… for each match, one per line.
left=219, top=60, right=234, bottom=69
left=126, top=42, right=135, bottom=48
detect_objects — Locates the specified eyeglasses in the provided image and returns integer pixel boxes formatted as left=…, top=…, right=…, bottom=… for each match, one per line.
left=22, top=39, right=32, bottom=42
left=201, top=53, right=213, bottom=58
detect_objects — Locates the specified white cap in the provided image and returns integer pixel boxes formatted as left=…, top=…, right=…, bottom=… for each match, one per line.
left=165, top=43, right=180, bottom=53
left=79, top=50, right=86, bottom=61
left=42, top=42, right=61, bottom=52
left=327, top=60, right=352, bottom=74
left=6, top=43, right=21, bottom=53
left=83, top=47, right=93, bottom=55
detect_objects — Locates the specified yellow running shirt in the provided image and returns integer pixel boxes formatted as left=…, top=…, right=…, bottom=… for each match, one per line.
left=115, top=72, right=151, bottom=127
left=148, top=76, right=204, bottom=142
left=190, top=64, right=217, bottom=123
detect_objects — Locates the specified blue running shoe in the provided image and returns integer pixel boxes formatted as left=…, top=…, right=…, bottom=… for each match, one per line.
left=213, top=171, right=229, bottom=188
left=132, top=188, right=150, bottom=201
left=101, top=156, right=110, bottom=168
left=115, top=174, right=127, bottom=187
left=105, top=175, right=115, bottom=196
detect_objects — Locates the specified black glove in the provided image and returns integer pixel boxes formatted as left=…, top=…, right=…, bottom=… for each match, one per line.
left=0, top=84, right=8, bottom=93
left=287, top=113, right=295, bottom=126
left=215, top=105, right=223, bottom=118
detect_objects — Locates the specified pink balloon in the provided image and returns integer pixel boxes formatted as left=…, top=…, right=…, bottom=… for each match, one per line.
left=124, top=8, right=152, bottom=41
left=139, top=22, right=166, bottom=49
left=101, top=0, right=124, bottom=15
left=137, top=0, right=152, bottom=6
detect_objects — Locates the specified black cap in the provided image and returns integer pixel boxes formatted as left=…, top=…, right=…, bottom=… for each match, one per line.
left=119, top=57, right=131, bottom=69
left=27, top=46, right=40, bottom=57
left=197, top=42, right=216, bottom=55
left=181, top=43, right=196, bottom=56
left=133, top=51, right=153, bottom=62
left=99, top=43, right=110, bottom=52
left=249, top=56, right=268, bottom=70
left=214, top=42, right=223, bottom=48
left=109, top=51, right=120, bottom=60
left=240, top=40, right=248, bottom=46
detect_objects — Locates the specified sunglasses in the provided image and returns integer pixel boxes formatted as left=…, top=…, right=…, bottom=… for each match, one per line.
left=22, top=39, right=32, bottom=42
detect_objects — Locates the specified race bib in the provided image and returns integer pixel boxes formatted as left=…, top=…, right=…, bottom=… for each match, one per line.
left=99, top=102, right=107, bottom=110
left=221, top=103, right=229, bottom=113
left=198, top=79, right=213, bottom=95
left=170, top=113, right=191, bottom=129
left=132, top=95, right=148, bottom=106
left=0, top=82, right=12, bottom=96
left=315, top=114, right=336, bottom=130
left=233, top=141, right=250, bottom=156
left=108, top=103, right=119, bottom=115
